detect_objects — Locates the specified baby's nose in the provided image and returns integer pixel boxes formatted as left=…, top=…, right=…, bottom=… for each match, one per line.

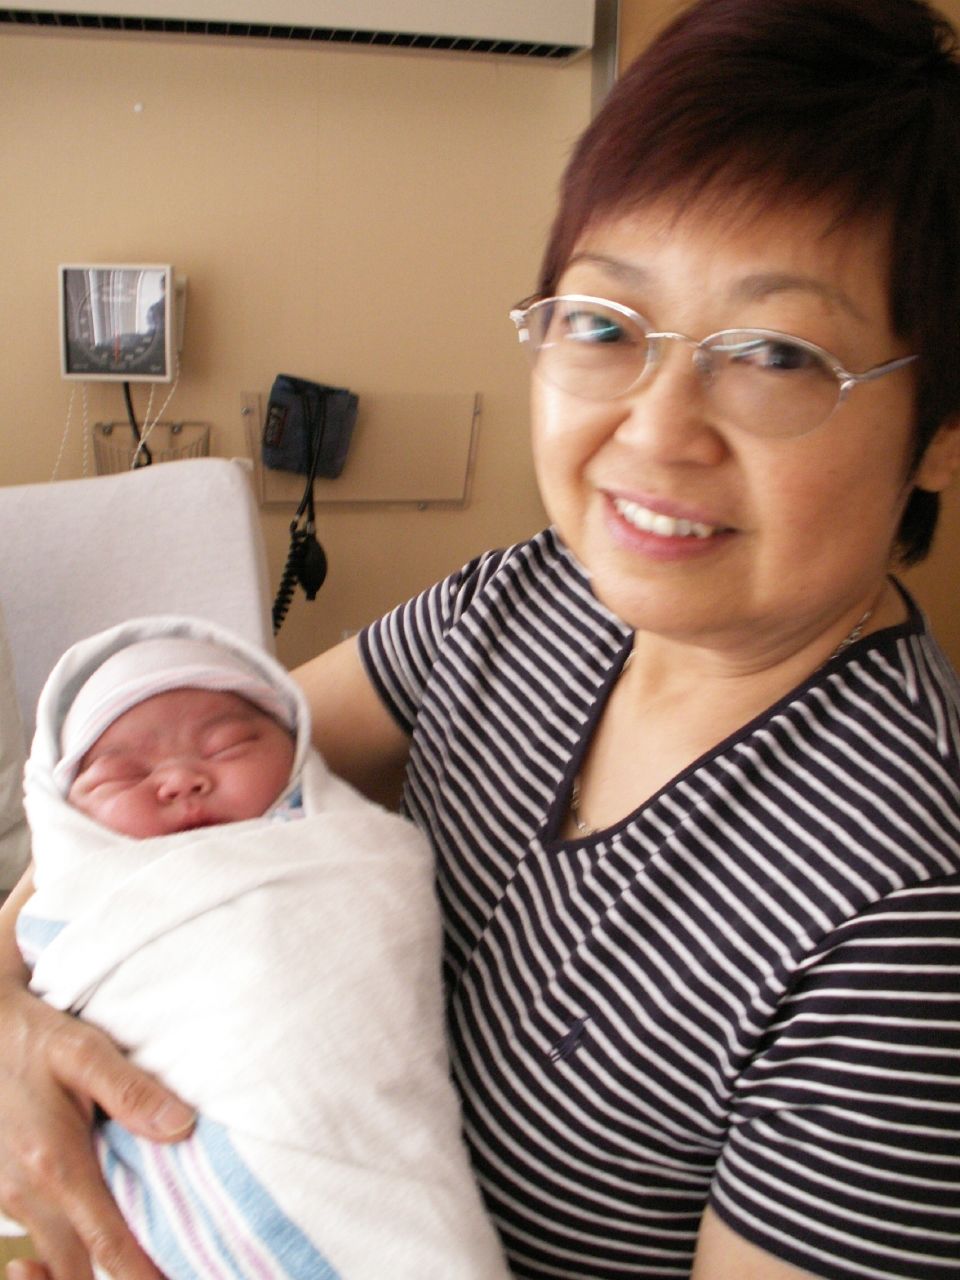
left=155, top=762, right=212, bottom=801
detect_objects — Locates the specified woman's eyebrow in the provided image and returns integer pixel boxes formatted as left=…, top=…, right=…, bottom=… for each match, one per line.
left=564, top=252, right=650, bottom=286
left=728, top=272, right=867, bottom=320
left=565, top=256, right=867, bottom=322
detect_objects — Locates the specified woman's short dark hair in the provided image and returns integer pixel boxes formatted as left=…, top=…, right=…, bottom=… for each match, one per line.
left=540, top=0, right=960, bottom=563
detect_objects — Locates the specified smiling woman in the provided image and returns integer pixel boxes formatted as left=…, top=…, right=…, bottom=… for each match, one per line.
left=2, top=2, right=960, bottom=1279
left=530, top=203, right=930, bottom=664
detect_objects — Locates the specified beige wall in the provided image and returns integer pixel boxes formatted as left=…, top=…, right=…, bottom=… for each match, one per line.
left=3, top=10, right=959, bottom=673
left=0, top=28, right=593, bottom=669
left=618, top=0, right=687, bottom=60
left=617, top=0, right=960, bottom=669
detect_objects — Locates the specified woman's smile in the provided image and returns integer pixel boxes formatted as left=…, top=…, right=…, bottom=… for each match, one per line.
left=610, top=494, right=726, bottom=540
left=531, top=197, right=923, bottom=658
left=605, top=492, right=734, bottom=562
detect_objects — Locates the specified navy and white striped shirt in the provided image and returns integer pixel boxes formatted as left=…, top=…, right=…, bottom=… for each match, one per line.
left=361, top=528, right=960, bottom=1280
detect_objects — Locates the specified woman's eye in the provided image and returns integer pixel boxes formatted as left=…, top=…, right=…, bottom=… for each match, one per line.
left=762, top=340, right=818, bottom=371
left=562, top=308, right=627, bottom=344
left=723, top=335, right=826, bottom=374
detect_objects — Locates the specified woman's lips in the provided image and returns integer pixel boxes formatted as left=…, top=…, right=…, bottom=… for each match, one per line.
left=610, top=495, right=731, bottom=540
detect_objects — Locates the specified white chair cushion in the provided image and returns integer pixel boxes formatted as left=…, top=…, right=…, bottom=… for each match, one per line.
left=0, top=601, right=28, bottom=890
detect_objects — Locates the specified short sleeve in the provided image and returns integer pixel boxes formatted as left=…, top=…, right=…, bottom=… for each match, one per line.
left=711, top=879, right=960, bottom=1280
left=0, top=603, right=29, bottom=890
left=359, top=548, right=511, bottom=735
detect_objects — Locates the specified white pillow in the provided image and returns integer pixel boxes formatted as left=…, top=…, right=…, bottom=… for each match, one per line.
left=0, top=603, right=29, bottom=891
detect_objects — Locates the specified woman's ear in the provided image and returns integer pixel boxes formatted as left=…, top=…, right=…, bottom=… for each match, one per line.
left=914, top=417, right=960, bottom=493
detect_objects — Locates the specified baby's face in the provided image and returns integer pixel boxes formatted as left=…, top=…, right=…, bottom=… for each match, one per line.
left=67, top=688, right=296, bottom=838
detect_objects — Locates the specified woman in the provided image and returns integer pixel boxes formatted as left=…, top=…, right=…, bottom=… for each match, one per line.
left=2, top=1, right=960, bottom=1277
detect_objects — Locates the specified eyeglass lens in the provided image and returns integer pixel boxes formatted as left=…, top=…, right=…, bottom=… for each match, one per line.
left=522, top=297, right=843, bottom=437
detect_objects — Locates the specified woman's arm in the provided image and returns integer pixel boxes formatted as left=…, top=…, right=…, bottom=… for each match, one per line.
left=293, top=634, right=411, bottom=809
left=692, top=1208, right=819, bottom=1280
left=0, top=875, right=196, bottom=1280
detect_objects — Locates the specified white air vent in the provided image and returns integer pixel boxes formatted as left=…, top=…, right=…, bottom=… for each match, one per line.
left=0, top=0, right=596, bottom=60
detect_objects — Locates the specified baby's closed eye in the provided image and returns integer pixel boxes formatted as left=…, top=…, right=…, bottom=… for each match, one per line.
left=77, top=754, right=148, bottom=790
left=203, top=726, right=260, bottom=758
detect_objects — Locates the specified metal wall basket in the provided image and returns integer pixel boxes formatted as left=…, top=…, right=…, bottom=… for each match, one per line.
left=92, top=421, right=211, bottom=474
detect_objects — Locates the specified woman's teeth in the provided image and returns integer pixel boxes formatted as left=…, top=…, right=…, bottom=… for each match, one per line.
left=613, top=497, right=717, bottom=539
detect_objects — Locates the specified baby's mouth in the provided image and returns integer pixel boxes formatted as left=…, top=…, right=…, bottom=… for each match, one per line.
left=178, top=814, right=216, bottom=831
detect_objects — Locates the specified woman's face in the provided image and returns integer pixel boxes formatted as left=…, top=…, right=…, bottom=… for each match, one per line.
left=530, top=200, right=955, bottom=660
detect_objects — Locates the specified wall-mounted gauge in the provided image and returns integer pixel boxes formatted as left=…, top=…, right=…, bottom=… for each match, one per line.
left=60, top=264, right=176, bottom=382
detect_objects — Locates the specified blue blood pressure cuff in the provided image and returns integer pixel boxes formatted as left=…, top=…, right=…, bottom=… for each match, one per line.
left=262, top=374, right=358, bottom=478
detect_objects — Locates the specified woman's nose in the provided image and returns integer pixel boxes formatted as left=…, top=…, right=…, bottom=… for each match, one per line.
left=155, top=762, right=212, bottom=802
left=613, top=343, right=727, bottom=464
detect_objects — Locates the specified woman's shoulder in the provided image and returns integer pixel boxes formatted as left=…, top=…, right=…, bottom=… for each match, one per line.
left=815, top=583, right=960, bottom=766
left=406, top=527, right=628, bottom=653
left=737, top=608, right=960, bottom=898
left=360, top=528, right=631, bottom=739
left=760, top=579, right=958, bottom=755
left=448, top=527, right=626, bottom=624
left=442, top=527, right=585, bottom=602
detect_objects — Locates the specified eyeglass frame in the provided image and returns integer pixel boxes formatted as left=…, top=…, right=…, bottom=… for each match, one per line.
left=509, top=293, right=918, bottom=435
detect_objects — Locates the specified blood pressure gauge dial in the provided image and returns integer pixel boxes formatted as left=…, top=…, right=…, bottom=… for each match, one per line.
left=60, top=264, right=174, bottom=382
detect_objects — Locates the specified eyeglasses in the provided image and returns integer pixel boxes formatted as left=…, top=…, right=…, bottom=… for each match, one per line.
left=509, top=294, right=917, bottom=438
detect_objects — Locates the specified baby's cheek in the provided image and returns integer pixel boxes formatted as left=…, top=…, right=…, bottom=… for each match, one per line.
left=71, top=784, right=154, bottom=837
left=67, top=782, right=103, bottom=822
left=66, top=776, right=88, bottom=807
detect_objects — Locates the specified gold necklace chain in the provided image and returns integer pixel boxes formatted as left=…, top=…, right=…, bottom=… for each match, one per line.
left=568, top=607, right=874, bottom=839
left=827, top=606, right=873, bottom=660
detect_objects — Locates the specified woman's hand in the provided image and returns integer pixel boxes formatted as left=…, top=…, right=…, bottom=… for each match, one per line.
left=0, top=977, right=195, bottom=1280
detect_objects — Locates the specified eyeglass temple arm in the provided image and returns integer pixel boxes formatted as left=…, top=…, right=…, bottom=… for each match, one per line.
left=839, top=353, right=917, bottom=397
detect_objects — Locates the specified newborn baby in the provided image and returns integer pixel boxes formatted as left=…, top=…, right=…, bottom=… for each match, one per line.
left=14, top=615, right=509, bottom=1280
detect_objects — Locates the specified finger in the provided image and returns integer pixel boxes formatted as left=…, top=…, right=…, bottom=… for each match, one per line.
left=8, top=1262, right=51, bottom=1280
left=5, top=1221, right=89, bottom=1280
left=6, top=1126, right=164, bottom=1280
left=2, top=1032, right=168, bottom=1279
left=57, top=1176, right=166, bottom=1280
left=0, top=1186, right=93, bottom=1280
left=11, top=1185, right=166, bottom=1280
left=0, top=990, right=182, bottom=1279
left=47, top=1020, right=195, bottom=1143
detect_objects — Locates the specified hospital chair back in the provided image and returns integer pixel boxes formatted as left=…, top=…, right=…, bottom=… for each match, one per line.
left=0, top=457, right=273, bottom=742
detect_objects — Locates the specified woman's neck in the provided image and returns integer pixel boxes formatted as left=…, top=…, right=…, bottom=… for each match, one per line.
left=563, top=580, right=907, bottom=838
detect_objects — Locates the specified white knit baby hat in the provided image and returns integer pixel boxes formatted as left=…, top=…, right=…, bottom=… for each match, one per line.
left=55, top=635, right=297, bottom=792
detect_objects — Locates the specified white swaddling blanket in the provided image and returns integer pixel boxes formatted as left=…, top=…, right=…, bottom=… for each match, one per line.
left=17, top=616, right=509, bottom=1280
